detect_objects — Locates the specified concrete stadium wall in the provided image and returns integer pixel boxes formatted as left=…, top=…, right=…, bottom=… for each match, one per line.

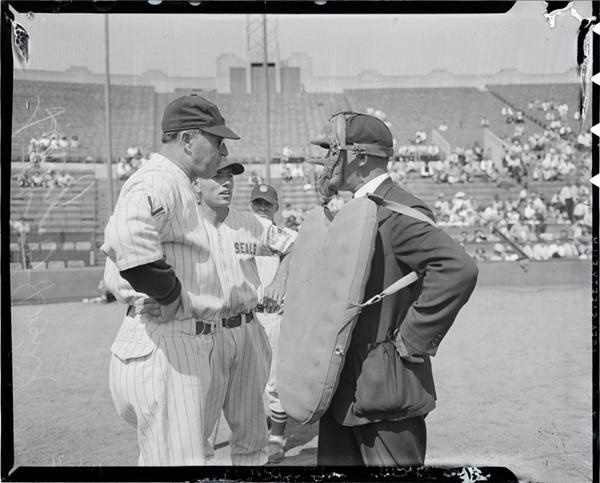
left=10, top=259, right=592, bottom=305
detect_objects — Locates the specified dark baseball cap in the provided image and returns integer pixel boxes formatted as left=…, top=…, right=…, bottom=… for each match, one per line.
left=311, top=113, right=393, bottom=150
left=251, top=184, right=278, bottom=205
left=162, top=94, right=240, bottom=139
left=217, top=158, right=245, bottom=175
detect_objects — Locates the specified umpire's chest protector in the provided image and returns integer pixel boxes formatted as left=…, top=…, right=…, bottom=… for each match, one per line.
left=278, top=197, right=377, bottom=424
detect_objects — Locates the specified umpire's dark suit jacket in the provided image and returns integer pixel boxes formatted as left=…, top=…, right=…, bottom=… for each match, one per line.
left=328, top=177, right=478, bottom=426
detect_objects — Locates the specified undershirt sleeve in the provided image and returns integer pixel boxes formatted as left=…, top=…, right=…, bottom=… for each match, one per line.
left=120, top=258, right=182, bottom=305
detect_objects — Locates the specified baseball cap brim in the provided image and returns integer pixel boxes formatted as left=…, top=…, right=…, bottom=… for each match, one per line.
left=201, top=124, right=241, bottom=140
left=252, top=193, right=278, bottom=204
left=217, top=160, right=245, bottom=175
left=310, top=138, right=330, bottom=149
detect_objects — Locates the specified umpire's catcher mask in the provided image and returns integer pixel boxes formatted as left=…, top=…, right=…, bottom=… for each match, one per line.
left=309, top=112, right=394, bottom=197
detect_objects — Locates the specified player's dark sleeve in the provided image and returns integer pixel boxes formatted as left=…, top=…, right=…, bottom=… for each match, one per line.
left=389, top=209, right=479, bottom=356
left=120, top=258, right=181, bottom=305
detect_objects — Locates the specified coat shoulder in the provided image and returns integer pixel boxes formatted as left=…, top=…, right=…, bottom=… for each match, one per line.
left=379, top=184, right=436, bottom=222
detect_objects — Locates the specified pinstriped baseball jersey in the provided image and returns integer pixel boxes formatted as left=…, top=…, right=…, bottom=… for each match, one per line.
left=103, top=153, right=295, bottom=465
left=102, top=158, right=294, bottom=321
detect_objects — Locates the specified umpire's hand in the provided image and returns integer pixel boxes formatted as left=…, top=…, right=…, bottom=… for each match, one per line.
left=262, top=280, right=285, bottom=313
left=393, top=335, right=425, bottom=364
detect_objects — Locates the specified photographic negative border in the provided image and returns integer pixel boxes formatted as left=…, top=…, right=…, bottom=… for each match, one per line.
left=1, top=1, right=596, bottom=482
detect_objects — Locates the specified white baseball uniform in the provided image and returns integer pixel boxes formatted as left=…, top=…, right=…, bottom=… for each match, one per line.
left=253, top=217, right=297, bottom=427
left=102, top=153, right=294, bottom=466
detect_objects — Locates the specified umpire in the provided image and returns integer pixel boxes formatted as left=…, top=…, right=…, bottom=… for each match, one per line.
left=312, top=112, right=478, bottom=466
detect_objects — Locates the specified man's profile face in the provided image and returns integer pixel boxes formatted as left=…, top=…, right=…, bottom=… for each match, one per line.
left=188, top=131, right=227, bottom=179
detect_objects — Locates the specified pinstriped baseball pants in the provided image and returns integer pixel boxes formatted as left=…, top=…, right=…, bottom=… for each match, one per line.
left=109, top=320, right=271, bottom=466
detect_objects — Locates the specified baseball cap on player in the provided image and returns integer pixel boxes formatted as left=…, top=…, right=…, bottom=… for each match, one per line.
left=217, top=158, right=245, bottom=175
left=161, top=94, right=240, bottom=139
left=251, top=184, right=278, bottom=205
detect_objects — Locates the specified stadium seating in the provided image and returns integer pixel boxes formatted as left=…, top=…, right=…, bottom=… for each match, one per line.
left=10, top=79, right=589, bottom=270
left=12, top=80, right=156, bottom=162
left=486, top=83, right=590, bottom=133
left=344, top=86, right=538, bottom=146
left=10, top=170, right=99, bottom=268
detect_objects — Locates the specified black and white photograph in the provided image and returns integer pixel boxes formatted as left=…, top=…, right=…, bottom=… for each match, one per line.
left=3, top=1, right=597, bottom=482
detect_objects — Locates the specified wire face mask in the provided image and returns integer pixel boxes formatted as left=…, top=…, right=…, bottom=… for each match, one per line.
left=310, top=111, right=394, bottom=197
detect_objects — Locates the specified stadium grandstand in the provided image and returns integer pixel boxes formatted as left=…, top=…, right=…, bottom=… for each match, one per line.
left=10, top=59, right=592, bottom=273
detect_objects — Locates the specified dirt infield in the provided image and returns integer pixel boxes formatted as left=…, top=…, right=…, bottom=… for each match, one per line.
left=10, top=284, right=592, bottom=482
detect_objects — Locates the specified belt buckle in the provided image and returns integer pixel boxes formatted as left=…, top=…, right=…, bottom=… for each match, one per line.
left=196, top=320, right=214, bottom=336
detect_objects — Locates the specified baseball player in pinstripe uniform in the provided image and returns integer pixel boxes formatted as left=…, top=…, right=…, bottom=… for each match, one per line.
left=102, top=94, right=287, bottom=466
left=189, top=161, right=295, bottom=465
left=249, top=184, right=298, bottom=463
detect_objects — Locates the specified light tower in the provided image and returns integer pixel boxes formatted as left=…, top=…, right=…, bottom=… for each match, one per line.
left=246, top=14, right=280, bottom=80
left=246, top=15, right=280, bottom=182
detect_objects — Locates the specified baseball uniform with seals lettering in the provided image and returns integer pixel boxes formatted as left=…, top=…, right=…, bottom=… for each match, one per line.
left=197, top=206, right=295, bottom=465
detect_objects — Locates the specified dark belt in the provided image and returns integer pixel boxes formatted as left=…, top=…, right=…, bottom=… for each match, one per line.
left=196, top=312, right=253, bottom=335
left=126, top=305, right=253, bottom=335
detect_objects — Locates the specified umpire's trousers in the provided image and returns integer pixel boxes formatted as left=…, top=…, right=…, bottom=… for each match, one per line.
left=317, top=409, right=426, bottom=466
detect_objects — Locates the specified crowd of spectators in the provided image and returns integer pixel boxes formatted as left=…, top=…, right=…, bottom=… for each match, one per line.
left=432, top=182, right=592, bottom=261
left=28, top=132, right=80, bottom=163
left=501, top=106, right=526, bottom=124
left=14, top=158, right=74, bottom=188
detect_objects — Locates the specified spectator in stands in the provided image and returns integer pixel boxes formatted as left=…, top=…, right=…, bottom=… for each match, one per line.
left=126, top=146, right=141, bottom=159
left=503, top=246, right=520, bottom=262
left=559, top=182, right=575, bottom=222
left=116, top=157, right=134, bottom=180
left=490, top=243, right=505, bottom=261
left=420, top=160, right=433, bottom=178
left=415, top=130, right=427, bottom=144
left=387, top=160, right=406, bottom=185
left=576, top=131, right=592, bottom=149
left=531, top=242, right=551, bottom=261
left=474, top=229, right=488, bottom=243
left=556, top=230, right=579, bottom=258
left=515, top=111, right=525, bottom=123
left=572, top=198, right=589, bottom=224
left=434, top=193, right=450, bottom=218
left=458, top=231, right=471, bottom=246
left=574, top=224, right=592, bottom=257
left=55, top=170, right=74, bottom=187
left=473, top=247, right=488, bottom=262
left=283, top=164, right=293, bottom=182
left=282, top=146, right=292, bottom=163
left=70, top=135, right=80, bottom=148
left=508, top=219, right=532, bottom=245
left=248, top=170, right=264, bottom=186
left=302, top=161, right=315, bottom=190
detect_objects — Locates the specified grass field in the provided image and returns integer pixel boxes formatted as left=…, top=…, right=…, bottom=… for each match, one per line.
left=9, top=284, right=592, bottom=482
